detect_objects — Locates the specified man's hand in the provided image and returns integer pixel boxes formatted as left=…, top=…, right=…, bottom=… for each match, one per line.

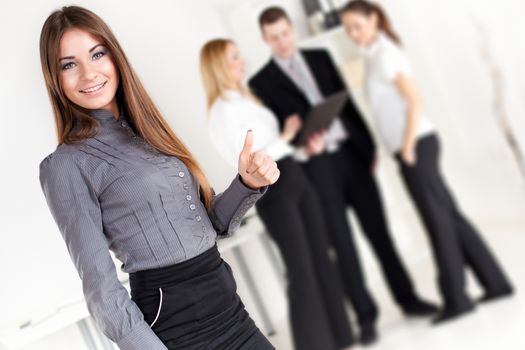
left=305, top=129, right=327, bottom=156
left=281, top=114, right=303, bottom=143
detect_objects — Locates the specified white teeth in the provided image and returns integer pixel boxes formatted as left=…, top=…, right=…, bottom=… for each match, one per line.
left=81, top=81, right=106, bottom=93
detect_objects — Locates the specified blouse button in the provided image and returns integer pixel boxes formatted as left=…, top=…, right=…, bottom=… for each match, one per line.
left=183, top=183, right=188, bottom=190
left=186, top=195, right=192, bottom=201
left=178, top=171, right=185, bottom=178
left=190, top=204, right=196, bottom=210
left=196, top=215, right=202, bottom=222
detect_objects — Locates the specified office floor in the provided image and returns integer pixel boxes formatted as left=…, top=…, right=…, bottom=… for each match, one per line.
left=266, top=220, right=525, bottom=350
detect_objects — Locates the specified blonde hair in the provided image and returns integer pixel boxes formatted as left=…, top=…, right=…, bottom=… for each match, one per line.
left=39, top=5, right=214, bottom=210
left=199, top=38, right=255, bottom=110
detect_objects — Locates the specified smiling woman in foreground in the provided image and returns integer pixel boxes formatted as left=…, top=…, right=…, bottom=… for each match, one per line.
left=38, top=5, right=277, bottom=350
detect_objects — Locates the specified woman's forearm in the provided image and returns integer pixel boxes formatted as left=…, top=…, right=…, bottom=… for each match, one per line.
left=395, top=73, right=422, bottom=152
left=403, top=100, right=421, bottom=151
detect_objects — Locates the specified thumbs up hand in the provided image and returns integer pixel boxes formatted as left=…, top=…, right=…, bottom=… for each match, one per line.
left=238, top=130, right=280, bottom=190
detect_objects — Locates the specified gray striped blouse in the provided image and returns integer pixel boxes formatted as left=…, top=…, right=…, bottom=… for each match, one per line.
left=38, top=108, right=266, bottom=350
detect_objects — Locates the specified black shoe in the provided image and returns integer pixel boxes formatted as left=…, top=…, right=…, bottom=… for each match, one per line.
left=477, top=287, right=514, bottom=304
left=358, top=325, right=378, bottom=346
left=402, top=299, right=439, bottom=317
left=431, top=303, right=475, bottom=325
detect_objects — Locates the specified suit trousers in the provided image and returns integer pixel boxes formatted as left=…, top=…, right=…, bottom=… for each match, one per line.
left=256, top=156, right=354, bottom=349
left=395, top=133, right=513, bottom=309
left=302, top=141, right=420, bottom=328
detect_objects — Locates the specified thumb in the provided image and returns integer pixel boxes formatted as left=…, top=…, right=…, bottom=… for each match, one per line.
left=240, top=130, right=253, bottom=160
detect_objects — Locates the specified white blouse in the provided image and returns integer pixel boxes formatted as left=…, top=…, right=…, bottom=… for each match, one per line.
left=208, top=89, right=307, bottom=169
left=363, top=33, right=435, bottom=154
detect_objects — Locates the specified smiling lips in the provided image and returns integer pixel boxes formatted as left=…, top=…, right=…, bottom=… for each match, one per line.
left=80, top=80, right=107, bottom=94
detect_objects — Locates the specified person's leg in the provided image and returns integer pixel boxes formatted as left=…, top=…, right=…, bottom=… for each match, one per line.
left=397, top=135, right=474, bottom=317
left=455, top=213, right=514, bottom=300
left=298, top=181, right=355, bottom=348
left=337, top=144, right=429, bottom=311
left=302, top=154, right=378, bottom=346
left=302, top=154, right=379, bottom=330
left=428, top=135, right=514, bottom=298
left=256, top=191, right=337, bottom=350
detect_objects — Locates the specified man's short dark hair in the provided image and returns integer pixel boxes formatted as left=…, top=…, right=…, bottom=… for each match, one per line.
left=258, top=6, right=290, bottom=29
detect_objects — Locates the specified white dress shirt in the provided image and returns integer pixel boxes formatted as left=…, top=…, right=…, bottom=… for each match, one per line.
left=208, top=89, right=308, bottom=168
left=273, top=51, right=349, bottom=153
left=363, top=33, right=435, bottom=154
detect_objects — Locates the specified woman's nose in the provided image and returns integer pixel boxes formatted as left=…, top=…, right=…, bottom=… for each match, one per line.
left=80, top=63, right=98, bottom=81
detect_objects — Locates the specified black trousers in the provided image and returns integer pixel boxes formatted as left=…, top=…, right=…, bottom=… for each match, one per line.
left=302, top=141, right=420, bottom=328
left=130, top=244, right=274, bottom=350
left=255, top=156, right=354, bottom=350
left=395, top=133, right=513, bottom=309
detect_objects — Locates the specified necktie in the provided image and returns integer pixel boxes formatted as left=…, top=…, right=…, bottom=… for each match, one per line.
left=289, top=55, right=323, bottom=105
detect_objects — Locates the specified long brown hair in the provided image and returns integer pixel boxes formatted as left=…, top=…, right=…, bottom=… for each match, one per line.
left=199, top=38, right=256, bottom=111
left=39, top=5, right=213, bottom=210
left=340, top=0, right=401, bottom=45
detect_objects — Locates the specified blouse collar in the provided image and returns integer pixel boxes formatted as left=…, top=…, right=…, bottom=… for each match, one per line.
left=223, top=89, right=244, bottom=100
left=90, top=107, right=124, bottom=123
left=363, top=32, right=388, bottom=58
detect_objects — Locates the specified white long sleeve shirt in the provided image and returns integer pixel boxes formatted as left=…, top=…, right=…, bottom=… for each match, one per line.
left=39, top=108, right=265, bottom=350
left=208, top=90, right=308, bottom=168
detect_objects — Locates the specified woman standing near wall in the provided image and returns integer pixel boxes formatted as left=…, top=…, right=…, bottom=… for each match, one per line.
left=38, top=6, right=277, bottom=349
left=340, top=0, right=514, bottom=324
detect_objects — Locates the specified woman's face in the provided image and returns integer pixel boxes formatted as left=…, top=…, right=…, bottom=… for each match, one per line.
left=225, top=43, right=245, bottom=86
left=58, top=28, right=119, bottom=113
left=341, top=11, right=379, bottom=47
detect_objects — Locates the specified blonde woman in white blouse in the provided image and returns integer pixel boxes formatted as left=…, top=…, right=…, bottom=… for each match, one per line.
left=200, top=39, right=356, bottom=350
left=341, top=0, right=513, bottom=325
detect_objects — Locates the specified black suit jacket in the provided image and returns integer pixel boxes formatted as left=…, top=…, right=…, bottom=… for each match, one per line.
left=248, top=49, right=376, bottom=167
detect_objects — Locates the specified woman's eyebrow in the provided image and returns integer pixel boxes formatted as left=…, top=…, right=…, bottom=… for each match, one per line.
left=59, top=43, right=104, bottom=61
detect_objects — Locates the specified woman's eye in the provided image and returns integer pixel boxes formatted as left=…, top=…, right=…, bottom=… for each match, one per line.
left=61, top=62, right=75, bottom=70
left=93, top=50, right=106, bottom=60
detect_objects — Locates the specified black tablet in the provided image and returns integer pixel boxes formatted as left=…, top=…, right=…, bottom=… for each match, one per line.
left=292, top=91, right=348, bottom=147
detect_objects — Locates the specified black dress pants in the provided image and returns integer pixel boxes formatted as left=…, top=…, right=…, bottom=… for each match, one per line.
left=395, top=133, right=513, bottom=309
left=256, top=156, right=354, bottom=350
left=302, top=141, right=420, bottom=329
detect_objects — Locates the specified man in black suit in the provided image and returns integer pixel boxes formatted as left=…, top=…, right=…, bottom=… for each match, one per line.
left=248, top=6, right=438, bottom=345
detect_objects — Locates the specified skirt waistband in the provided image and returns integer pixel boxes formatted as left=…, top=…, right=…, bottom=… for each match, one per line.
left=129, top=243, right=221, bottom=291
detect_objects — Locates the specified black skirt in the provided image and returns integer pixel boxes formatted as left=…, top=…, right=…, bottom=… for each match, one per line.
left=130, top=244, right=275, bottom=350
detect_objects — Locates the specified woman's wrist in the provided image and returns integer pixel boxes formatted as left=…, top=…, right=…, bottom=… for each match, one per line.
left=238, top=174, right=260, bottom=191
left=280, top=133, right=292, bottom=144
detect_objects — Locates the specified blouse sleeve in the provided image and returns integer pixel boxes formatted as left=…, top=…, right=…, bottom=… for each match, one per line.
left=39, top=152, right=168, bottom=350
left=207, top=104, right=269, bottom=238
left=378, top=45, right=413, bottom=81
left=208, top=102, right=293, bottom=166
left=208, top=175, right=267, bottom=238
left=260, top=136, right=295, bottom=163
